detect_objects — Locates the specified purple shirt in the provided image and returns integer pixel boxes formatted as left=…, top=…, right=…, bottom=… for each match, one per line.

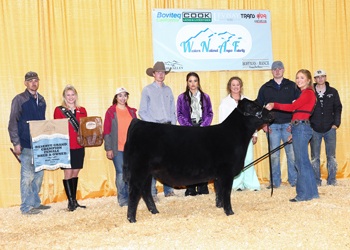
left=177, top=92, right=213, bottom=127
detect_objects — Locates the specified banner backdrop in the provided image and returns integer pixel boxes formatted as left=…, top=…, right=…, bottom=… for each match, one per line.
left=29, top=119, right=71, bottom=172
left=152, top=9, right=273, bottom=72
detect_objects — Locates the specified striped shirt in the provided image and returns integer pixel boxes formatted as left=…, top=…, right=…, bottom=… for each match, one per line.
left=139, top=82, right=176, bottom=124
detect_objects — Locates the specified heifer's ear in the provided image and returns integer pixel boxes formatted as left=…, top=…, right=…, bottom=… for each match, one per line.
left=236, top=99, right=246, bottom=113
left=253, top=99, right=262, bottom=108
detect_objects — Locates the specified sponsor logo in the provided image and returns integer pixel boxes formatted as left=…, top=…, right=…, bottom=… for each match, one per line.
left=242, top=60, right=270, bottom=69
left=213, top=12, right=240, bottom=21
left=156, top=12, right=181, bottom=22
left=183, top=12, right=212, bottom=22
left=255, top=13, right=267, bottom=23
left=241, top=14, right=256, bottom=19
left=241, top=13, right=268, bottom=23
left=257, top=13, right=267, bottom=19
left=164, top=60, right=184, bottom=71
left=176, top=25, right=252, bottom=59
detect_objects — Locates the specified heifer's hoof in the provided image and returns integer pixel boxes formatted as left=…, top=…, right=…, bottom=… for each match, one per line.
left=216, top=202, right=223, bottom=208
left=225, top=210, right=234, bottom=216
left=150, top=209, right=159, bottom=214
left=128, top=217, right=137, bottom=223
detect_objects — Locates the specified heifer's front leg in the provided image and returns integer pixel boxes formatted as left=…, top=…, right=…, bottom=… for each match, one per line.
left=127, top=178, right=142, bottom=223
left=214, top=179, right=223, bottom=208
left=142, top=175, right=159, bottom=214
left=222, top=181, right=234, bottom=216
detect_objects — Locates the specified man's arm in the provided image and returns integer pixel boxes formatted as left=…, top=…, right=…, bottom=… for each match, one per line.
left=333, top=89, right=342, bottom=127
left=257, top=85, right=265, bottom=106
left=8, top=96, right=22, bottom=148
left=169, top=90, right=177, bottom=125
left=138, top=87, right=153, bottom=122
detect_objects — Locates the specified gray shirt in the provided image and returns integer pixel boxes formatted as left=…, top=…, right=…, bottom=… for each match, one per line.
left=139, top=82, right=176, bottom=124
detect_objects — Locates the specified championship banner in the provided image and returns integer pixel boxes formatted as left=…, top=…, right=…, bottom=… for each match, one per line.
left=29, top=119, right=71, bottom=172
left=152, top=9, right=273, bottom=71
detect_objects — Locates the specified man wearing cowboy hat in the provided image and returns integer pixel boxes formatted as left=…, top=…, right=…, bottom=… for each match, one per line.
left=139, top=61, right=176, bottom=201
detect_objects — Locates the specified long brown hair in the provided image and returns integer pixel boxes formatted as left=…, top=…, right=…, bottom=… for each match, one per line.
left=183, top=72, right=208, bottom=113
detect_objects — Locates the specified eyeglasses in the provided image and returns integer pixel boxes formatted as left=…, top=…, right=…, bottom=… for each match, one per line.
left=314, top=76, right=326, bottom=79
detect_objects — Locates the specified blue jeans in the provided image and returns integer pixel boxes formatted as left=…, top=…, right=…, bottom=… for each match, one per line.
left=20, top=148, right=44, bottom=213
left=310, top=128, right=337, bottom=186
left=292, top=123, right=319, bottom=201
left=266, top=123, right=297, bottom=187
left=113, top=151, right=128, bottom=206
left=151, top=178, right=174, bottom=196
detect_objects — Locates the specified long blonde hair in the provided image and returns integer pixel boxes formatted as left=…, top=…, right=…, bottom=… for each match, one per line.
left=61, top=84, right=80, bottom=108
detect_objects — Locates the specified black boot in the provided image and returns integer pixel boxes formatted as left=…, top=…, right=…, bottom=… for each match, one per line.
left=71, top=177, right=86, bottom=209
left=197, top=182, right=209, bottom=195
left=185, top=185, right=197, bottom=196
left=63, top=179, right=76, bottom=211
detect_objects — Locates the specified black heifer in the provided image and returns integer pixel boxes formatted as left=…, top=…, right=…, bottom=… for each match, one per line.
left=123, top=99, right=274, bottom=223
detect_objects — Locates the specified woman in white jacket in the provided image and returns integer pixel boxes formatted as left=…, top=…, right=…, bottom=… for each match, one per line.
left=219, top=76, right=261, bottom=191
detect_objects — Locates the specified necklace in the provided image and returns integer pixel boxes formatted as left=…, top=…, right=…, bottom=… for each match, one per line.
left=230, top=94, right=241, bottom=103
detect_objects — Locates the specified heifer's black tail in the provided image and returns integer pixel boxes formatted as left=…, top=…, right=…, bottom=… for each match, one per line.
left=123, top=118, right=139, bottom=182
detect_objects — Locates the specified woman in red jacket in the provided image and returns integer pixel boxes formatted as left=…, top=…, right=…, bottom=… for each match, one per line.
left=266, top=69, right=319, bottom=202
left=54, top=85, right=87, bottom=211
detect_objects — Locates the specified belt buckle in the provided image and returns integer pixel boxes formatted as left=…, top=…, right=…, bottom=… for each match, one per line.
left=292, top=119, right=300, bottom=126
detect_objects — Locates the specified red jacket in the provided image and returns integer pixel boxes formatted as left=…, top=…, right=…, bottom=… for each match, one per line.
left=54, top=106, right=87, bottom=149
left=274, top=87, right=316, bottom=121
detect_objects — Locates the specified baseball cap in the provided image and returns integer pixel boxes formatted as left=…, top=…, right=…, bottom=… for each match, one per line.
left=271, top=61, right=284, bottom=70
left=25, top=71, right=39, bottom=81
left=314, top=69, right=326, bottom=77
left=115, top=87, right=129, bottom=95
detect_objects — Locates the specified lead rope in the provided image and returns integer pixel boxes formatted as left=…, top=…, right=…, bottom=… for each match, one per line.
left=242, top=141, right=290, bottom=172
left=267, top=123, right=273, bottom=196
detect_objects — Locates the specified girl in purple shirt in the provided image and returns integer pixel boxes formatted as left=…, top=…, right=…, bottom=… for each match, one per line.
left=177, top=72, right=213, bottom=196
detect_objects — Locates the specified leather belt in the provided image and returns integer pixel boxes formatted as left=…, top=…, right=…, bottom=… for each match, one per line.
left=291, top=119, right=310, bottom=126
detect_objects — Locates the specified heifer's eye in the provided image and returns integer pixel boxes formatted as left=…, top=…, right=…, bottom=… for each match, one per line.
left=249, top=106, right=256, bottom=112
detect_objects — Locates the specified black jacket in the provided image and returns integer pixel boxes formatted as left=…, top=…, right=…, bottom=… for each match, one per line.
left=310, top=82, right=342, bottom=133
left=257, top=78, right=300, bottom=124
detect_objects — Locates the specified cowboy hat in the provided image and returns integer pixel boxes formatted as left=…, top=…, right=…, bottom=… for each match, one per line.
left=146, top=62, right=171, bottom=77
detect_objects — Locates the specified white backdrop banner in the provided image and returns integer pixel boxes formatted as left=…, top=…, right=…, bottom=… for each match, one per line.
left=152, top=9, right=273, bottom=72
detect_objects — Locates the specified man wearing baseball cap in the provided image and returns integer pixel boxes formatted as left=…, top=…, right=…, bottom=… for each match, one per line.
left=139, top=61, right=176, bottom=201
left=8, top=71, right=50, bottom=214
left=257, top=61, right=301, bottom=188
left=310, top=69, right=342, bottom=186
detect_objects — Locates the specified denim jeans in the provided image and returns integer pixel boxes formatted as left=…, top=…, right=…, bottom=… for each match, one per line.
left=113, top=151, right=128, bottom=206
left=292, top=123, right=319, bottom=201
left=151, top=178, right=174, bottom=196
left=20, top=148, right=44, bottom=213
left=266, top=123, right=297, bottom=187
left=310, top=128, right=337, bottom=186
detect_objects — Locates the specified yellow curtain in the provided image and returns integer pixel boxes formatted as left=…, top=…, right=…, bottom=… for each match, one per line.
left=1, top=0, right=349, bottom=208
